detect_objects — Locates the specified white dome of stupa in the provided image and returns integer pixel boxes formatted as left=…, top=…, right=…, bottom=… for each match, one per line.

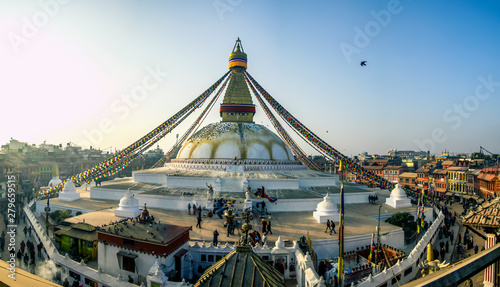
left=119, top=189, right=139, bottom=208
left=58, top=178, right=80, bottom=202
left=385, top=183, right=411, bottom=208
left=313, top=193, right=339, bottom=223
left=177, top=122, right=293, bottom=161
left=316, top=193, right=338, bottom=213
left=62, top=179, right=76, bottom=193
left=48, top=177, right=62, bottom=187
left=390, top=184, right=407, bottom=199
left=115, top=189, right=141, bottom=218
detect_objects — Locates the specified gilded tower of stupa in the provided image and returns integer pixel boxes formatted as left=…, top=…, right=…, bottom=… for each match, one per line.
left=176, top=39, right=294, bottom=161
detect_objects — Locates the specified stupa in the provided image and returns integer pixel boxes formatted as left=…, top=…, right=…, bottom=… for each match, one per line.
left=114, top=189, right=141, bottom=218
left=385, top=183, right=411, bottom=208
left=90, top=39, right=374, bottom=212
left=313, top=193, right=339, bottom=223
left=58, top=178, right=81, bottom=202
left=47, top=165, right=62, bottom=187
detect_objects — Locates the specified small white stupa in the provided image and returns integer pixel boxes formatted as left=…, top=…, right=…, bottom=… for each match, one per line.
left=47, top=165, right=62, bottom=188
left=115, top=189, right=141, bottom=218
left=58, top=178, right=80, bottom=202
left=385, top=183, right=412, bottom=208
left=313, top=193, right=339, bottom=223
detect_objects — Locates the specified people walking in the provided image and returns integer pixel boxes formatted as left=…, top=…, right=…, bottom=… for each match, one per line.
left=187, top=203, right=191, bottom=215
left=261, top=219, right=267, bottom=234
left=325, top=219, right=331, bottom=233
left=193, top=204, right=197, bottom=216
left=331, top=220, right=336, bottom=235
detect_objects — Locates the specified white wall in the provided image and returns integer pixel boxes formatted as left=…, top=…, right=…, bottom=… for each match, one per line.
left=299, top=176, right=337, bottom=188
left=133, top=172, right=167, bottom=185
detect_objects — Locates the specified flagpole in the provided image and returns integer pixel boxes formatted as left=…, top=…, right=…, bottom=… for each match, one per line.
left=338, top=159, right=345, bottom=287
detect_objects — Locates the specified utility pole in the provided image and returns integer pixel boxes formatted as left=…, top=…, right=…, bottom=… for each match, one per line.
left=338, top=159, right=345, bottom=287
left=376, top=205, right=382, bottom=265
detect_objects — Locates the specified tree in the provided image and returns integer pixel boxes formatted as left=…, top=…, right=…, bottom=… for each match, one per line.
left=385, top=212, right=417, bottom=237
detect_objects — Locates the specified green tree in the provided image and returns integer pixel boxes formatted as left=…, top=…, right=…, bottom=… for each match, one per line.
left=385, top=212, right=417, bottom=237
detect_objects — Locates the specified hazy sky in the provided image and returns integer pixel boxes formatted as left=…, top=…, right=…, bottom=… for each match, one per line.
left=1, top=0, right=499, bottom=157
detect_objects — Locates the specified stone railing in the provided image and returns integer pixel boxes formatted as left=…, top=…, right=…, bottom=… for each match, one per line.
left=356, top=207, right=444, bottom=286
left=166, top=159, right=307, bottom=172
left=24, top=200, right=138, bottom=287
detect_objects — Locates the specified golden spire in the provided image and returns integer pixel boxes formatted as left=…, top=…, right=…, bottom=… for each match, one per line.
left=220, top=38, right=255, bottom=123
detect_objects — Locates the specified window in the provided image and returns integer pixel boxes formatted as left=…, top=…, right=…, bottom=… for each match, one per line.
left=85, top=277, right=98, bottom=287
left=208, top=255, right=214, bottom=262
left=391, top=274, right=401, bottom=285
left=404, top=267, right=412, bottom=277
left=123, top=256, right=136, bottom=273
left=216, top=255, right=222, bottom=261
left=201, top=254, right=207, bottom=262
left=69, top=271, right=81, bottom=281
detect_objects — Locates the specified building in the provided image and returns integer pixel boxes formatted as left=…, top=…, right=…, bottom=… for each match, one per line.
left=398, top=172, right=418, bottom=191
left=478, top=165, right=500, bottom=198
left=432, top=169, right=447, bottom=196
left=446, top=166, right=468, bottom=194
left=97, top=207, right=192, bottom=284
left=383, top=165, right=407, bottom=183
left=55, top=222, right=98, bottom=260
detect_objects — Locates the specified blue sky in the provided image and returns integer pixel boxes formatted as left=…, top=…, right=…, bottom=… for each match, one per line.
left=1, top=0, right=499, bottom=157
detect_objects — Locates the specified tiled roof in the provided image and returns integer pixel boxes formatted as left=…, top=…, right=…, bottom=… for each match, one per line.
left=432, top=169, right=447, bottom=175
left=461, top=198, right=500, bottom=228
left=478, top=173, right=498, bottom=182
left=194, top=245, right=285, bottom=287
left=447, top=166, right=468, bottom=171
left=399, top=172, right=417, bottom=178
left=97, top=218, right=191, bottom=245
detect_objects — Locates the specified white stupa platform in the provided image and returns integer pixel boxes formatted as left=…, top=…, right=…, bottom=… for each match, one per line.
left=385, top=184, right=412, bottom=208
left=313, top=193, right=339, bottom=223
left=58, top=179, right=81, bottom=202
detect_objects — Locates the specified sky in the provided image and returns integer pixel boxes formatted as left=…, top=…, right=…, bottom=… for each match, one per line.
left=1, top=0, right=499, bottom=157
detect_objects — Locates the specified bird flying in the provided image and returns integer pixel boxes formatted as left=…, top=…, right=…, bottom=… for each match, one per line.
left=360, top=61, right=367, bottom=67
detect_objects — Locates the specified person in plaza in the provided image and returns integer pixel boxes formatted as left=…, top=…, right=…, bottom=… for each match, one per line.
left=23, top=226, right=27, bottom=237
left=330, top=220, right=336, bottom=235
left=227, top=222, right=232, bottom=237
left=440, top=247, right=445, bottom=262
left=325, top=219, right=331, bottom=233
left=213, top=229, right=219, bottom=247
left=193, top=203, right=197, bottom=216
left=196, top=214, right=202, bottom=228
left=20, top=240, right=25, bottom=254
left=261, top=218, right=267, bottom=234
left=439, top=239, right=444, bottom=249
left=187, top=203, right=191, bottom=215
left=445, top=240, right=449, bottom=253
left=198, top=205, right=202, bottom=215
left=267, top=220, right=272, bottom=235
left=474, top=244, right=479, bottom=254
